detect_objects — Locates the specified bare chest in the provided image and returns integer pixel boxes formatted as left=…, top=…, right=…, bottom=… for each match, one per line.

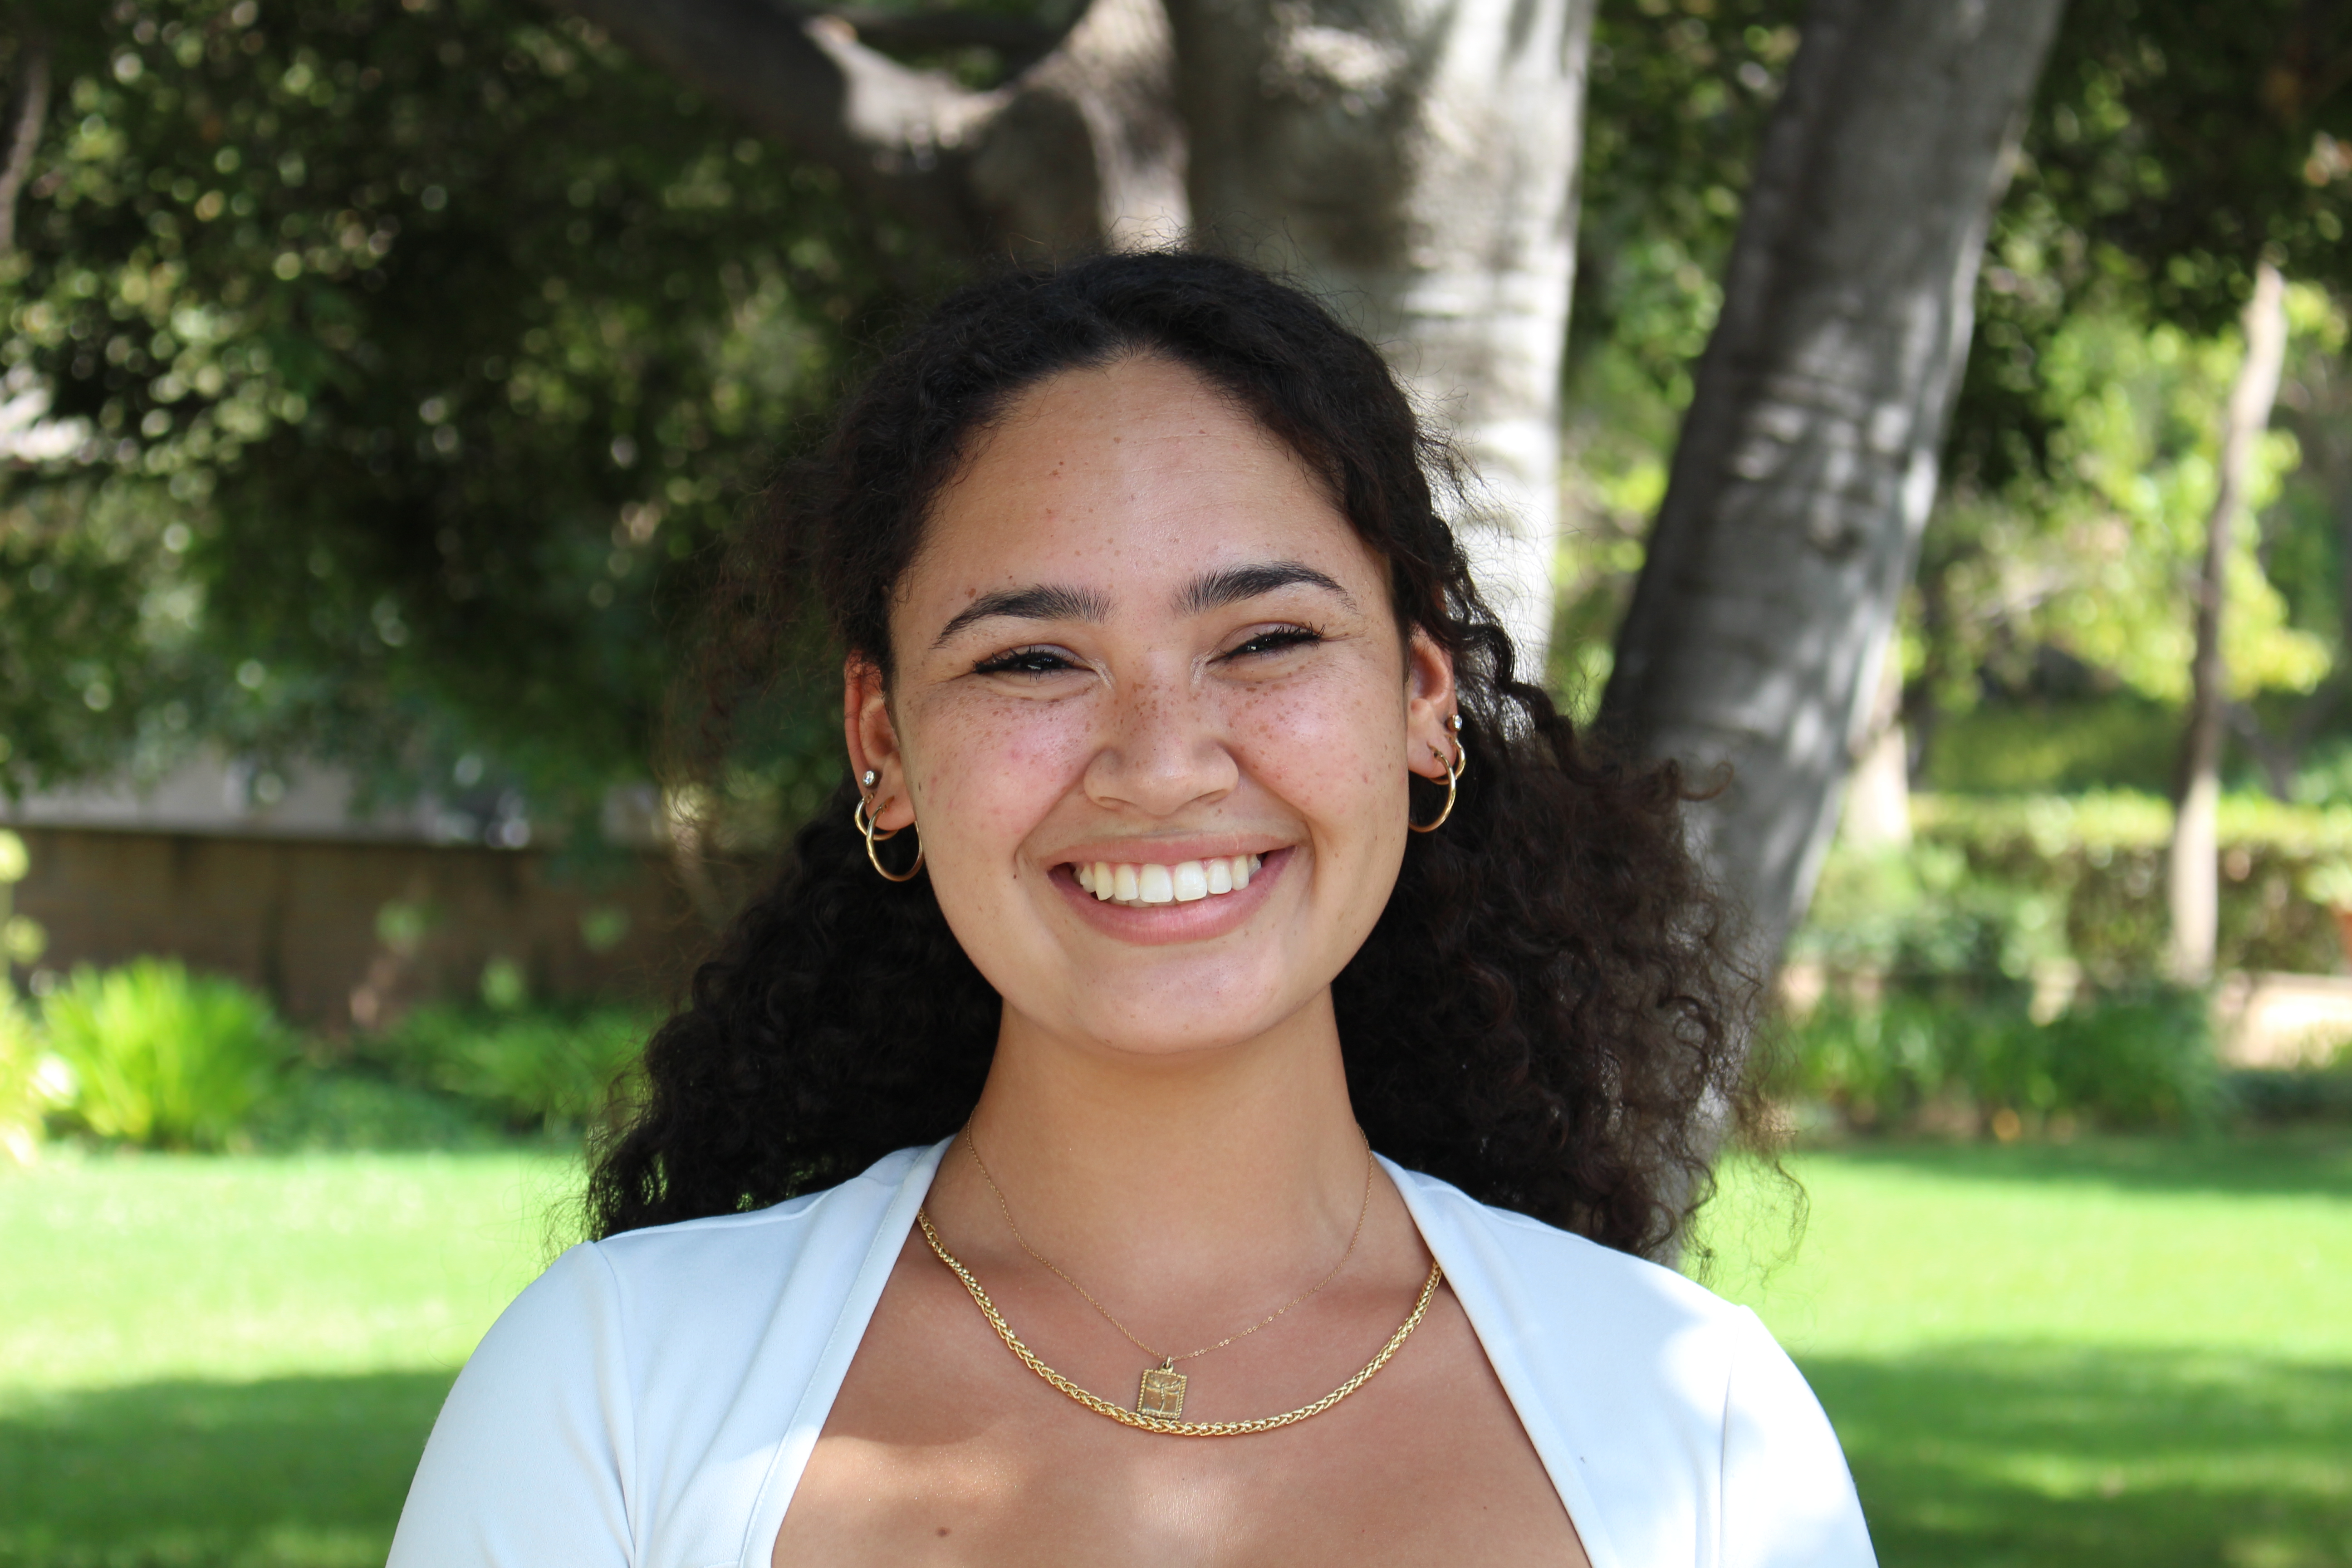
left=772, top=1244, right=1590, bottom=1568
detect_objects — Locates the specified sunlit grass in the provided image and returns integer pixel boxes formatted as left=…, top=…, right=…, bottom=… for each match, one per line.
left=1701, top=1134, right=2352, bottom=1566
left=0, top=1149, right=570, bottom=1395
left=1, top=1136, right=2347, bottom=1566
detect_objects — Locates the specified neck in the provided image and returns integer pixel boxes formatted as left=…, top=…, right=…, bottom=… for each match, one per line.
left=952, top=989, right=1370, bottom=1283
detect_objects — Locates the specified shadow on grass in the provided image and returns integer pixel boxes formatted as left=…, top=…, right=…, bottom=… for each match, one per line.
left=0, top=1371, right=455, bottom=1568
left=1810, top=1130, right=2352, bottom=1202
left=1810, top=1343, right=2352, bottom=1568
left=5, top=1347, right=2349, bottom=1567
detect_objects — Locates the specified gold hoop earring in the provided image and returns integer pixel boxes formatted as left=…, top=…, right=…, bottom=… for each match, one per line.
left=1408, top=725, right=1466, bottom=834
left=854, top=795, right=924, bottom=882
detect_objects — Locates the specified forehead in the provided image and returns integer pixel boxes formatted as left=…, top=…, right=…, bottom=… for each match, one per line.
left=898, top=356, right=1382, bottom=628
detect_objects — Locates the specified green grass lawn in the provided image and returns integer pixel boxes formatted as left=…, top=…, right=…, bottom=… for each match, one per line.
left=1, top=1135, right=2346, bottom=1566
left=0, top=1150, right=570, bottom=1568
left=1704, top=1135, right=2352, bottom=1567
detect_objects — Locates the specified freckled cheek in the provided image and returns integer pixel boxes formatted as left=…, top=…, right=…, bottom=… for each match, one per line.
left=910, top=704, right=1093, bottom=849
left=1230, top=676, right=1407, bottom=822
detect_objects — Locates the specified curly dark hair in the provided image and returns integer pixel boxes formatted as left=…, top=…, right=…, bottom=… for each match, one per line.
left=587, top=250, right=1757, bottom=1261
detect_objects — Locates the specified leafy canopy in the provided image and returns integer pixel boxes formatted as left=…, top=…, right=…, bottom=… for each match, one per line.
left=0, top=0, right=932, bottom=834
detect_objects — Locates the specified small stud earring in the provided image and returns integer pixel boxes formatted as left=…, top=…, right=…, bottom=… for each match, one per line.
left=860, top=769, right=878, bottom=790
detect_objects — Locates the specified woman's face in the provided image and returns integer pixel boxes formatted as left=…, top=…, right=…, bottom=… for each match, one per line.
left=848, top=354, right=1456, bottom=1060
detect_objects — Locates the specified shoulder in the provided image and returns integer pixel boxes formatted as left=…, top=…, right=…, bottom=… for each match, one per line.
left=1389, top=1160, right=1753, bottom=1340
left=583, top=1142, right=929, bottom=1320
left=1386, top=1162, right=1877, bottom=1568
left=393, top=1143, right=944, bottom=1567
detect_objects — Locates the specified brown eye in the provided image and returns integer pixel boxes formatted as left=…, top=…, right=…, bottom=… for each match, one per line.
left=973, top=647, right=1075, bottom=677
left=1225, top=627, right=1323, bottom=660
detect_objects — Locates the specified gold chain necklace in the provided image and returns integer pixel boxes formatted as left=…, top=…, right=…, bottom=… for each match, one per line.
left=962, top=1127, right=1375, bottom=1393
left=916, top=1209, right=1443, bottom=1437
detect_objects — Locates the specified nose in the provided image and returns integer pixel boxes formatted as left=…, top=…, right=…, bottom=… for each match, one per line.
left=1081, top=660, right=1240, bottom=818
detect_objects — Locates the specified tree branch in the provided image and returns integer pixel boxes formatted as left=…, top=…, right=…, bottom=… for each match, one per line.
left=537, top=0, right=998, bottom=243
left=823, top=8, right=1061, bottom=68
left=0, top=32, right=49, bottom=255
left=537, top=0, right=1185, bottom=258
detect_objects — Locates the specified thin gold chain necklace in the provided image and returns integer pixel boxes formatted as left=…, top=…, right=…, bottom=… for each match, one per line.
left=916, top=1209, right=1443, bottom=1437
left=962, top=1127, right=1375, bottom=1380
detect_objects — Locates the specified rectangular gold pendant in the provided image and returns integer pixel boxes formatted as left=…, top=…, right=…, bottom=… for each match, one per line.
left=1137, top=1364, right=1188, bottom=1419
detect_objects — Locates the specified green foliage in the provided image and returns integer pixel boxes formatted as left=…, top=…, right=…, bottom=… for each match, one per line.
left=1917, top=291, right=2342, bottom=740
left=37, top=959, right=290, bottom=1149
left=0, top=0, right=932, bottom=828
left=0, top=827, right=44, bottom=973
left=1784, top=795, right=2352, bottom=1133
left=1579, top=0, right=1798, bottom=408
left=1918, top=696, right=2181, bottom=796
left=1952, top=0, right=2352, bottom=495
left=367, top=999, right=651, bottom=1132
left=0, top=981, right=42, bottom=1161
left=2230, top=1059, right=2352, bottom=1122
left=1902, top=790, right=2352, bottom=979
left=239, top=1067, right=511, bottom=1151
left=1776, top=985, right=2221, bottom=1134
left=1790, top=842, right=2065, bottom=983
left=1559, top=0, right=1799, bottom=710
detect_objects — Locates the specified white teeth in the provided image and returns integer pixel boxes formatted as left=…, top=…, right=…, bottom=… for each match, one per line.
left=1072, top=853, right=1270, bottom=907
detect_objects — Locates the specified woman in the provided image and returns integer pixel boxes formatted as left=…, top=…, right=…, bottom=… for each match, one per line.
left=390, top=252, right=1875, bottom=1566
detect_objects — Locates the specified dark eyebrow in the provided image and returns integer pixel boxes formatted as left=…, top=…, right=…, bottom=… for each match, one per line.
left=931, top=583, right=1112, bottom=648
left=1177, top=561, right=1356, bottom=616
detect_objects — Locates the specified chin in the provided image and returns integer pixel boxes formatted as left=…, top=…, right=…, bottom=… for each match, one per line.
left=1062, top=985, right=1308, bottom=1060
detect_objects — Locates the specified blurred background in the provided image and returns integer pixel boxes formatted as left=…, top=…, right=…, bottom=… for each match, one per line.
left=0, top=0, right=2348, bottom=1563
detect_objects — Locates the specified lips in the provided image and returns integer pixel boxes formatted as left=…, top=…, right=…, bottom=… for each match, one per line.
left=1072, top=855, right=1262, bottom=908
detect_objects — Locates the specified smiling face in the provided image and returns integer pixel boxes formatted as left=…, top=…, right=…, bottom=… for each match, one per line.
left=847, top=353, right=1457, bottom=1061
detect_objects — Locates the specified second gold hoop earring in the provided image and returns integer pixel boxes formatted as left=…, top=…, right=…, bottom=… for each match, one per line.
left=854, top=794, right=925, bottom=882
left=1409, top=719, right=1466, bottom=834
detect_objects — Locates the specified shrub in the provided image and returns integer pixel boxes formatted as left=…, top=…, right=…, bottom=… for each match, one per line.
left=1789, top=842, right=2064, bottom=983
left=0, top=983, right=43, bottom=1163
left=1905, top=791, right=2352, bottom=980
left=2228, top=1062, right=2352, bottom=1122
left=1775, top=983, right=2220, bottom=1133
left=243, top=1069, right=507, bottom=1152
left=39, top=960, right=291, bottom=1151
left=370, top=1001, right=652, bottom=1132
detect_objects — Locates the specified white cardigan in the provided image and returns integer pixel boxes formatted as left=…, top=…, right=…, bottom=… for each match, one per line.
left=390, top=1140, right=1876, bottom=1568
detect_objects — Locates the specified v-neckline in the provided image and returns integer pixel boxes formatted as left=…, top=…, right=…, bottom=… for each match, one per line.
left=743, top=1138, right=1611, bottom=1568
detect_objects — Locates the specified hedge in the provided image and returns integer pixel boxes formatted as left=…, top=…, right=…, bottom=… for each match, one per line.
left=1899, top=791, right=2352, bottom=981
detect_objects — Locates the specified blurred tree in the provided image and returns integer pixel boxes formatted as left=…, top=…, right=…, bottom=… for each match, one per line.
left=1919, top=0, right=2352, bottom=774
left=1552, top=0, right=1799, bottom=710
left=550, top=0, right=1596, bottom=661
left=0, top=0, right=921, bottom=842
left=1556, top=0, right=2351, bottom=970
left=2169, top=261, right=2290, bottom=983
left=1600, top=0, right=2071, bottom=970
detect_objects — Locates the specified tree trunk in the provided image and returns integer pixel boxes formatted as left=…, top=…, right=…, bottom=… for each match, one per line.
left=1171, top=0, right=1596, bottom=668
left=1840, top=651, right=1911, bottom=849
left=2168, top=260, right=2289, bottom=985
left=552, top=0, right=1593, bottom=671
left=549, top=0, right=1188, bottom=254
left=1597, top=0, right=2066, bottom=972
left=0, top=32, right=49, bottom=255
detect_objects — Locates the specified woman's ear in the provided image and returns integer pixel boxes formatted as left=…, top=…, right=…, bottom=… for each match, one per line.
left=1403, top=629, right=1459, bottom=781
left=843, top=656, right=917, bottom=830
